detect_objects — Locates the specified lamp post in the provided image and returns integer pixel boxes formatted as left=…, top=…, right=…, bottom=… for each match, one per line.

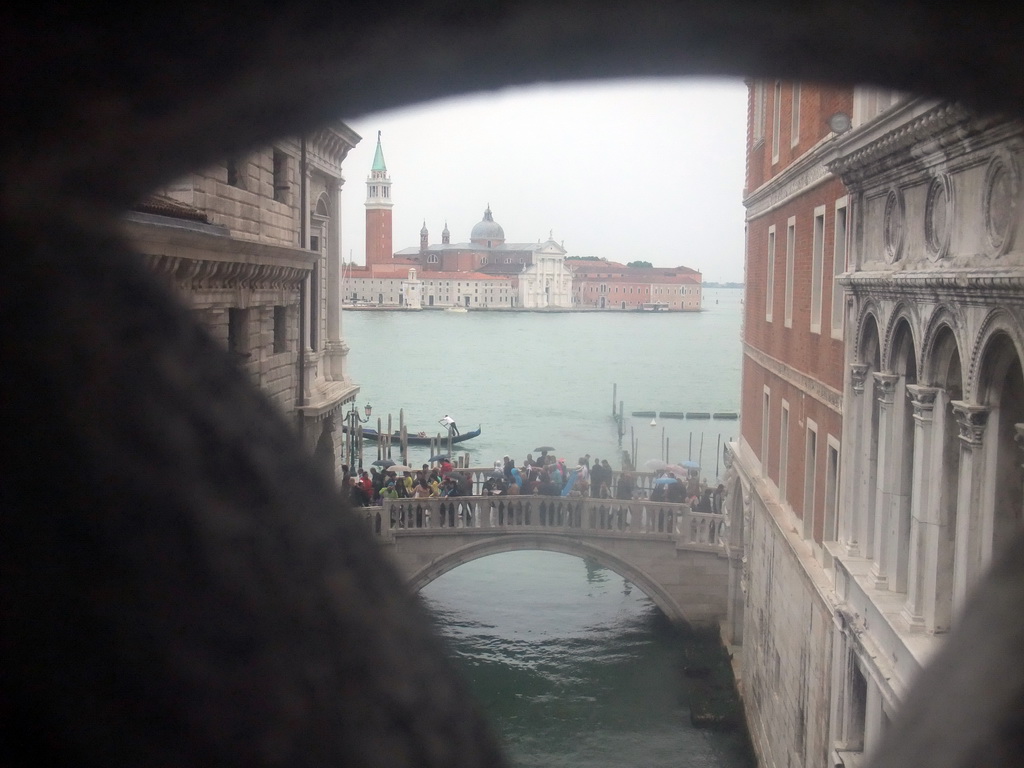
left=347, top=402, right=372, bottom=471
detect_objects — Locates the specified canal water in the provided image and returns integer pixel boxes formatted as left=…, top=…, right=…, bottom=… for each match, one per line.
left=343, top=289, right=752, bottom=767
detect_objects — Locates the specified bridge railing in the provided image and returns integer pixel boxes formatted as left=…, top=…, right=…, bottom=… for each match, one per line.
left=360, top=496, right=725, bottom=549
left=447, top=467, right=708, bottom=503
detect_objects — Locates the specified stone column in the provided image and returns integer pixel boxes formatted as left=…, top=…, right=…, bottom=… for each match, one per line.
left=901, top=385, right=939, bottom=630
left=844, top=363, right=870, bottom=556
left=951, top=402, right=989, bottom=616
left=870, top=373, right=900, bottom=589
left=326, top=179, right=343, bottom=344
left=324, top=180, right=350, bottom=383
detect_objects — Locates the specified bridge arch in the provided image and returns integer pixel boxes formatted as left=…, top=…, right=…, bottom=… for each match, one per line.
left=407, top=533, right=694, bottom=626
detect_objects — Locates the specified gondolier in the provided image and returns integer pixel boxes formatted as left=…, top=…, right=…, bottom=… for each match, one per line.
left=440, top=414, right=459, bottom=435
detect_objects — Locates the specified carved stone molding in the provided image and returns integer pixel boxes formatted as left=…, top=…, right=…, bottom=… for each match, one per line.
left=952, top=401, right=990, bottom=446
left=1015, top=423, right=1024, bottom=453
left=906, top=384, right=940, bottom=420
left=883, top=186, right=906, bottom=264
left=850, top=363, right=870, bottom=394
left=147, top=254, right=310, bottom=291
left=743, top=343, right=843, bottom=413
left=744, top=140, right=835, bottom=220
left=873, top=372, right=901, bottom=404
left=925, top=173, right=954, bottom=260
left=983, top=149, right=1020, bottom=257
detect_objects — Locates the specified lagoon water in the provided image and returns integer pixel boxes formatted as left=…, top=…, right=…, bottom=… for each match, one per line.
left=343, top=288, right=751, bottom=768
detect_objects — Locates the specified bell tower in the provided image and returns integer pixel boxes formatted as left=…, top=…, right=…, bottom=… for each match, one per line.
left=365, top=131, right=393, bottom=267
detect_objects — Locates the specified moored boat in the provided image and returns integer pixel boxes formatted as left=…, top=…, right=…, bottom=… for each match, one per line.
left=342, top=425, right=482, bottom=445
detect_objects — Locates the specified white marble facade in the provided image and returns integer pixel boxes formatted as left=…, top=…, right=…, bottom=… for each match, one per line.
left=518, top=237, right=573, bottom=308
left=826, top=98, right=1024, bottom=763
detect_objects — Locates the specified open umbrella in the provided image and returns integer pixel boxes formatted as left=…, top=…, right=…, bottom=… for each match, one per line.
left=388, top=465, right=414, bottom=472
left=428, top=453, right=450, bottom=462
left=679, top=460, right=701, bottom=470
left=644, top=458, right=669, bottom=471
left=534, top=445, right=555, bottom=453
left=653, top=476, right=681, bottom=485
left=371, top=459, right=395, bottom=468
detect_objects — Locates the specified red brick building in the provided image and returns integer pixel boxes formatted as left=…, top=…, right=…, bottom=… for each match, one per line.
left=741, top=81, right=851, bottom=544
left=727, top=81, right=854, bottom=766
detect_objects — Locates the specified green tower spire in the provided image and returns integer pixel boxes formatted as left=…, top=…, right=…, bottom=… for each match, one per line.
left=371, top=130, right=387, bottom=172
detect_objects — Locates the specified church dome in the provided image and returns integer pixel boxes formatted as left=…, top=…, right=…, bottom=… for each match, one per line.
left=470, top=205, right=505, bottom=245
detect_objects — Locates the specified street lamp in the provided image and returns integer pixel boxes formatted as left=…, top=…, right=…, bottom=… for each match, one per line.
left=347, top=402, right=373, bottom=471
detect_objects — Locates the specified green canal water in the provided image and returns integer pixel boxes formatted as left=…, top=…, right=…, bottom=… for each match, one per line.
left=344, top=289, right=753, bottom=768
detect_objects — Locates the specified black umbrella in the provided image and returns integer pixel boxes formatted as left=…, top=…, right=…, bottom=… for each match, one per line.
left=534, top=445, right=555, bottom=453
left=371, top=459, right=395, bottom=468
left=428, top=453, right=450, bottom=462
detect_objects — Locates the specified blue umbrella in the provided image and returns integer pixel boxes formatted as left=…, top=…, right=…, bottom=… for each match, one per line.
left=653, top=476, right=680, bottom=485
left=679, top=460, right=701, bottom=469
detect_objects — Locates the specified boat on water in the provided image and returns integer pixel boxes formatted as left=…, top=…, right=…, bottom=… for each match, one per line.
left=445, top=306, right=469, bottom=313
left=343, top=425, right=482, bottom=445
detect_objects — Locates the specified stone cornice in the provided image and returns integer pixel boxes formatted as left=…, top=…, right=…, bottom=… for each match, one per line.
left=743, top=343, right=843, bottom=414
left=124, top=217, right=316, bottom=291
left=147, top=254, right=310, bottom=290
left=841, top=270, right=1024, bottom=299
left=743, top=136, right=838, bottom=221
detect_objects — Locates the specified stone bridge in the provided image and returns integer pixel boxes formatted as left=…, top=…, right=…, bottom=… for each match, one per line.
left=365, top=495, right=732, bottom=626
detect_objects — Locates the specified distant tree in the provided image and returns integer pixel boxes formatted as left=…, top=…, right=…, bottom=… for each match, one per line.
left=627, top=260, right=653, bottom=268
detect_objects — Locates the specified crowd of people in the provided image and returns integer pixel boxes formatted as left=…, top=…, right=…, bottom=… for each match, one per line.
left=341, top=451, right=724, bottom=513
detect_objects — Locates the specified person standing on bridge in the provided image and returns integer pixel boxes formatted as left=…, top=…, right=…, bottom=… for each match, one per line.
left=440, top=414, right=459, bottom=435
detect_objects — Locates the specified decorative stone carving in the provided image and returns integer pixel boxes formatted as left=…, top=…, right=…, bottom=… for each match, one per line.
left=883, top=187, right=905, bottom=263
left=925, top=174, right=953, bottom=260
left=952, top=401, right=990, bottom=445
left=873, top=372, right=901, bottom=404
left=983, top=150, right=1019, bottom=257
left=906, top=384, right=940, bottom=420
left=851, top=363, right=870, bottom=393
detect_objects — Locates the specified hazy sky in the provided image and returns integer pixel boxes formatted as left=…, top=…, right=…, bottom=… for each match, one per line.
left=339, top=78, right=748, bottom=283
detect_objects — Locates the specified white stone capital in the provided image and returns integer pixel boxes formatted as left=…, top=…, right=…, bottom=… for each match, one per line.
left=906, top=384, right=940, bottom=421
left=850, top=363, right=870, bottom=394
left=873, top=372, right=901, bottom=405
left=951, top=401, right=989, bottom=446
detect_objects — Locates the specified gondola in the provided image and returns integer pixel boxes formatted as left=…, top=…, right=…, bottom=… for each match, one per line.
left=342, top=425, right=481, bottom=445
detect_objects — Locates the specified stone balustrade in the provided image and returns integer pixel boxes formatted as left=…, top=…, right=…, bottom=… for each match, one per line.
left=360, top=495, right=726, bottom=549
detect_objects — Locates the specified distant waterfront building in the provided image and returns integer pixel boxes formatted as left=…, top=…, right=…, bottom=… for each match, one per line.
left=125, top=124, right=362, bottom=480
left=345, top=134, right=698, bottom=310
left=571, top=260, right=702, bottom=310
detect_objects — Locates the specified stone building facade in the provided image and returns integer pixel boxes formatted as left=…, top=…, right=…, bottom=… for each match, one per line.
left=124, top=124, right=362, bottom=479
left=730, top=84, right=1024, bottom=768
left=825, top=98, right=1024, bottom=764
left=571, top=261, right=703, bottom=310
